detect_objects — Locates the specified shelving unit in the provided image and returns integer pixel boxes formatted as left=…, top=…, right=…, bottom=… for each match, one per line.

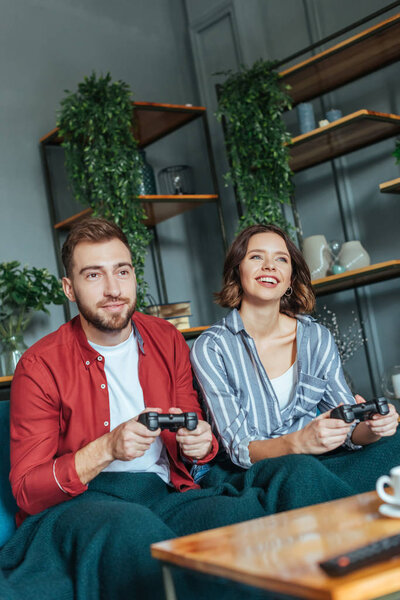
left=279, top=13, right=400, bottom=106
left=40, top=101, right=227, bottom=318
left=53, top=195, right=219, bottom=230
left=0, top=376, right=12, bottom=388
left=312, top=260, right=400, bottom=296
left=289, top=110, right=400, bottom=172
left=277, top=9, right=400, bottom=394
left=379, top=177, right=400, bottom=193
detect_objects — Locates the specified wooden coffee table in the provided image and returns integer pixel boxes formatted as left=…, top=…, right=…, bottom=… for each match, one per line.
left=151, top=491, right=400, bottom=600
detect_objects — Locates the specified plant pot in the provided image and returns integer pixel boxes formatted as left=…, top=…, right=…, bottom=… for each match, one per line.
left=0, top=334, right=27, bottom=376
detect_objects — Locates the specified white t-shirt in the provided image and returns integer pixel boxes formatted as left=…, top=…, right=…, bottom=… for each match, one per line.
left=89, top=330, right=170, bottom=483
left=270, top=360, right=298, bottom=411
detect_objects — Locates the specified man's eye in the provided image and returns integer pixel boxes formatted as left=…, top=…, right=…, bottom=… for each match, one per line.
left=87, top=273, right=99, bottom=279
left=119, top=270, right=129, bottom=276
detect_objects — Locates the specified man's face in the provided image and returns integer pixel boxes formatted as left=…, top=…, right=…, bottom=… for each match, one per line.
left=62, top=238, right=136, bottom=341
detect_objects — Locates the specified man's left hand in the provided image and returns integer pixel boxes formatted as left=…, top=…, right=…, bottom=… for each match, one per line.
left=355, top=394, right=399, bottom=438
left=169, top=407, right=213, bottom=460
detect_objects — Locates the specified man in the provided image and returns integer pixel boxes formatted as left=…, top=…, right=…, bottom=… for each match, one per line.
left=5, top=218, right=219, bottom=599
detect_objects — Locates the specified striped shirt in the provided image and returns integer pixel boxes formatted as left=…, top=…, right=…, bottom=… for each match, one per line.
left=190, top=309, right=358, bottom=469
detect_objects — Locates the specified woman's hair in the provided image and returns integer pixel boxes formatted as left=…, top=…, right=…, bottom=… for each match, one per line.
left=62, top=218, right=131, bottom=277
left=215, top=224, right=315, bottom=316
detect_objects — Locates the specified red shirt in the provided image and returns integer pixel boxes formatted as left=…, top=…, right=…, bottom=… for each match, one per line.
left=10, top=313, right=218, bottom=526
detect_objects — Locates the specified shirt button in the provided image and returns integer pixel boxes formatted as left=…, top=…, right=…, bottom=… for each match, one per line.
left=97, top=356, right=103, bottom=361
left=85, top=360, right=90, bottom=366
left=104, top=421, right=109, bottom=427
left=101, top=384, right=106, bottom=389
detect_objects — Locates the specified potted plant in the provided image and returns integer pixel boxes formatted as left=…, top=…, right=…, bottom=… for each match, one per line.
left=0, top=261, right=64, bottom=375
left=216, top=59, right=294, bottom=233
left=57, top=72, right=153, bottom=309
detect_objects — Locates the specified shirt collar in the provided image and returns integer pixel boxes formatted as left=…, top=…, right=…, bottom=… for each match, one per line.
left=71, top=314, right=145, bottom=369
left=225, top=308, right=247, bottom=335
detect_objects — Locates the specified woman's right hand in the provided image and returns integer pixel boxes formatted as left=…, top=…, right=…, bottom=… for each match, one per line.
left=293, top=409, right=352, bottom=454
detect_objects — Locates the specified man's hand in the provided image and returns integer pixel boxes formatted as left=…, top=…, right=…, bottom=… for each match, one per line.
left=294, top=408, right=352, bottom=454
left=108, top=407, right=162, bottom=461
left=170, top=407, right=213, bottom=460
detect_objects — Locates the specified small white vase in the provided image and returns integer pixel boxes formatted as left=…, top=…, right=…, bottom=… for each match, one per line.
left=302, top=235, right=331, bottom=280
left=338, top=241, right=370, bottom=271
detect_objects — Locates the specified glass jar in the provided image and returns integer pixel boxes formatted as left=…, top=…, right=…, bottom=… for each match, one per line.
left=0, top=334, right=28, bottom=376
left=158, top=165, right=194, bottom=195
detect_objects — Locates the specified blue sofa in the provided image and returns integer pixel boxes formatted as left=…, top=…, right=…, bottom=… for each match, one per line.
left=0, top=400, right=17, bottom=548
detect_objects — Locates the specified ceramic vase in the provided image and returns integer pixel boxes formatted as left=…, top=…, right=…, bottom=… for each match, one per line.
left=302, top=235, right=331, bottom=280
left=338, top=241, right=370, bottom=271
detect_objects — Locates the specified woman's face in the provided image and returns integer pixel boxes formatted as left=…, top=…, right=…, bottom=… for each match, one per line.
left=238, top=232, right=292, bottom=305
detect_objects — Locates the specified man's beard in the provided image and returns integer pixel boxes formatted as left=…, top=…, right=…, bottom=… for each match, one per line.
left=75, top=293, right=136, bottom=333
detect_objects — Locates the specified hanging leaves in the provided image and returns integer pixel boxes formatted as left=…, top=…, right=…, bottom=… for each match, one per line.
left=57, top=72, right=153, bottom=309
left=216, top=60, right=294, bottom=234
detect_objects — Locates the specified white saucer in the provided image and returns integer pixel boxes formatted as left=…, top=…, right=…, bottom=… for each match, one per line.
left=378, top=503, right=400, bottom=518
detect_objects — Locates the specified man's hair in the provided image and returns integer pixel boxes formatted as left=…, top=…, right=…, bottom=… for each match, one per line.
left=215, top=224, right=315, bottom=317
left=61, top=218, right=132, bottom=277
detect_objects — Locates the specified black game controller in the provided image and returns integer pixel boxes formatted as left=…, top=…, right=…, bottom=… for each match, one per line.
left=138, top=412, right=198, bottom=432
left=330, top=397, right=389, bottom=423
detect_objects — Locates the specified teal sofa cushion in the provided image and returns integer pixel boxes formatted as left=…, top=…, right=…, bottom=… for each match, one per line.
left=0, top=400, right=17, bottom=547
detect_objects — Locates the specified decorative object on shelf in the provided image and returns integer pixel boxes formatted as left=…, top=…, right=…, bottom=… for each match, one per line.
left=326, top=109, right=343, bottom=122
left=144, top=298, right=191, bottom=331
left=316, top=305, right=366, bottom=391
left=302, top=235, right=331, bottom=280
left=158, top=165, right=194, bottom=195
left=0, top=261, right=64, bottom=376
left=331, top=264, right=346, bottom=275
left=318, top=119, right=330, bottom=128
left=297, top=102, right=316, bottom=134
left=381, top=365, right=400, bottom=400
left=338, top=241, right=370, bottom=271
left=138, top=150, right=156, bottom=195
left=57, top=72, right=153, bottom=309
left=216, top=59, right=293, bottom=234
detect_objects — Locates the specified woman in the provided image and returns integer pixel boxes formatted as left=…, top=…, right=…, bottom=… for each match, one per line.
left=191, top=224, right=398, bottom=471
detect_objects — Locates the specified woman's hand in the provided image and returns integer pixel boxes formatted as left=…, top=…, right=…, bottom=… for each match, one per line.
left=170, top=407, right=213, bottom=460
left=294, top=409, right=352, bottom=454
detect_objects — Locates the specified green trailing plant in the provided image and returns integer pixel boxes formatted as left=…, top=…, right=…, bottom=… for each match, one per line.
left=216, top=59, right=294, bottom=234
left=0, top=261, right=64, bottom=342
left=57, top=72, right=153, bottom=309
left=394, top=138, right=400, bottom=164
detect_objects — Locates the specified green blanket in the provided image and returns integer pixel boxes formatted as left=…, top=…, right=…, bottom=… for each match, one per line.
left=1, top=431, right=399, bottom=600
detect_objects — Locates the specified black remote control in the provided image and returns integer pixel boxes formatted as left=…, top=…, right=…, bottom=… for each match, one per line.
left=319, top=533, right=400, bottom=576
left=330, top=397, right=389, bottom=423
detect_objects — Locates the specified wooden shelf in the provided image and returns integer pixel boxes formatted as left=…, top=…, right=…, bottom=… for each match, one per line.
left=0, top=375, right=13, bottom=387
left=180, top=326, right=209, bottom=341
left=289, top=110, right=400, bottom=172
left=312, top=259, right=400, bottom=296
left=379, top=177, right=400, bottom=194
left=40, top=102, right=206, bottom=149
left=54, top=195, right=218, bottom=230
left=280, top=13, right=400, bottom=105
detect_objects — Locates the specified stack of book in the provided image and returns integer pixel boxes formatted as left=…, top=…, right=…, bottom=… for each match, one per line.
left=144, top=301, right=191, bottom=331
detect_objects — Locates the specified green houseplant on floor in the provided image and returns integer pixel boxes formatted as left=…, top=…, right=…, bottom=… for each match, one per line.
left=0, top=261, right=64, bottom=375
left=216, top=59, right=294, bottom=233
left=57, top=72, right=153, bottom=309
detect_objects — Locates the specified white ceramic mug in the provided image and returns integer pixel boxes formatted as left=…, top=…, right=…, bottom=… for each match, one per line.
left=376, top=466, right=400, bottom=505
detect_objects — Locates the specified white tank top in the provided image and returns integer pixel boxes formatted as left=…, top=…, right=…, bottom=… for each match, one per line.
left=270, top=360, right=298, bottom=411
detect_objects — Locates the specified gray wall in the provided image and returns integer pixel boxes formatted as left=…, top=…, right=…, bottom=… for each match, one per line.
left=185, top=0, right=400, bottom=398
